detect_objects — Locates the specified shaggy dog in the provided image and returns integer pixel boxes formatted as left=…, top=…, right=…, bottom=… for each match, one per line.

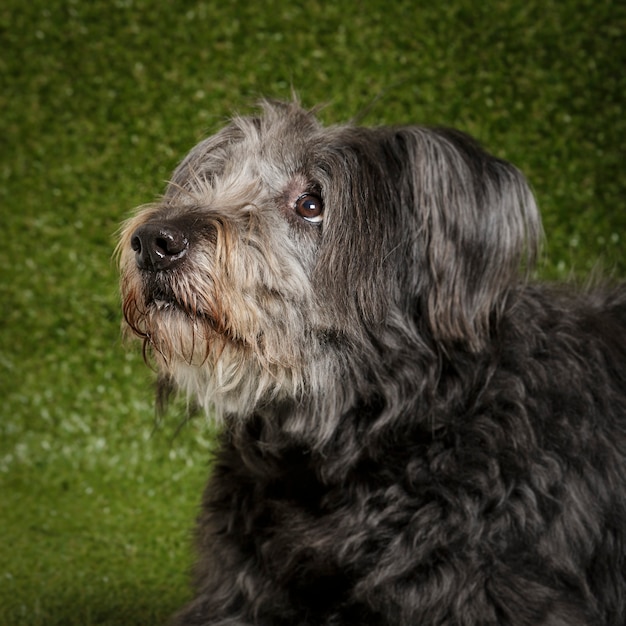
left=119, top=101, right=626, bottom=625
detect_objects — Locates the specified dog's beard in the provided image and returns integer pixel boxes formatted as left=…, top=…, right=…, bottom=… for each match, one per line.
left=119, top=258, right=364, bottom=443
left=119, top=244, right=316, bottom=419
left=122, top=276, right=221, bottom=366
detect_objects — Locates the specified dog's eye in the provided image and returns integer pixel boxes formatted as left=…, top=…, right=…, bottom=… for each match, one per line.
left=294, top=193, right=324, bottom=224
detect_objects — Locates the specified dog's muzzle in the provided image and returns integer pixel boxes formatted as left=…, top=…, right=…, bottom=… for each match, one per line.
left=131, top=222, right=189, bottom=271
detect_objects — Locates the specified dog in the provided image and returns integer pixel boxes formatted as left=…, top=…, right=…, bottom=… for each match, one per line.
left=118, top=100, right=626, bottom=625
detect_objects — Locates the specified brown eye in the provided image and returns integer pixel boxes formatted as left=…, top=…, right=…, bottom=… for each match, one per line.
left=294, top=193, right=324, bottom=224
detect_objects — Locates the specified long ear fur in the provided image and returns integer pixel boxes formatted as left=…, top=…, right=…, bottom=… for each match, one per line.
left=392, top=127, right=542, bottom=351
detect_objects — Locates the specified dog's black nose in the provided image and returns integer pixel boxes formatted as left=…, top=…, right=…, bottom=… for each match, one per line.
left=131, top=223, right=189, bottom=271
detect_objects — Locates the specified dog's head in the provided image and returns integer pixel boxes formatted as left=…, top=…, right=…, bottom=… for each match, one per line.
left=119, top=100, right=540, bottom=429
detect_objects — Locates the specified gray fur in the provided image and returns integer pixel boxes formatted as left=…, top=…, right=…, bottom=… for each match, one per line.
left=119, top=100, right=626, bottom=625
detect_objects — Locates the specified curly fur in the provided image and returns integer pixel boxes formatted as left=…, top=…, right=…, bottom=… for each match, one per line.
left=118, top=101, right=626, bottom=625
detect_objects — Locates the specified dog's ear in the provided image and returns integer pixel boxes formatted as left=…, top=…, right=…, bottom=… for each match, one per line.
left=391, top=127, right=542, bottom=351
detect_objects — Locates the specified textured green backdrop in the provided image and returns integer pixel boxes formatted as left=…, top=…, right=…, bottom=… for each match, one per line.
left=1, top=0, right=624, bottom=623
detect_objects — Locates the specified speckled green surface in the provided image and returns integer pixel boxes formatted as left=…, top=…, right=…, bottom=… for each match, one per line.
left=1, top=0, right=624, bottom=623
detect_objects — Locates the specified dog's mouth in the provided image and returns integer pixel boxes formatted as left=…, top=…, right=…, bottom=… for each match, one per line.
left=139, top=274, right=225, bottom=333
left=153, top=298, right=175, bottom=311
left=140, top=276, right=181, bottom=310
left=148, top=284, right=181, bottom=313
left=123, top=269, right=195, bottom=324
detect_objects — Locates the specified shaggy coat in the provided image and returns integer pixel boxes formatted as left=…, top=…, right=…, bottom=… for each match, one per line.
left=119, top=101, right=626, bottom=625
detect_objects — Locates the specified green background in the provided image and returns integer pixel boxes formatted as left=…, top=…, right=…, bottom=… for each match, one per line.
left=1, top=0, right=624, bottom=624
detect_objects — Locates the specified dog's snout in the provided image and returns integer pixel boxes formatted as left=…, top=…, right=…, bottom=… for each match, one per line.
left=131, top=223, right=189, bottom=271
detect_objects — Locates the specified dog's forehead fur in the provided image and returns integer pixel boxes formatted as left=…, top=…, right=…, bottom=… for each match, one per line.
left=168, top=102, right=326, bottom=201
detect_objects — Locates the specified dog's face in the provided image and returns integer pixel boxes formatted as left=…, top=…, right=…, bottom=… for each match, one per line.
left=119, top=101, right=540, bottom=429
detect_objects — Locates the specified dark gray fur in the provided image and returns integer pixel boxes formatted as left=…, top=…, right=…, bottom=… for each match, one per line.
left=121, top=102, right=626, bottom=625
